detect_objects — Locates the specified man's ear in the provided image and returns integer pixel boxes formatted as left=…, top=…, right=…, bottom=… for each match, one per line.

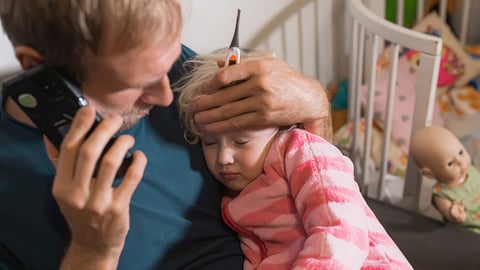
left=420, top=167, right=435, bottom=179
left=15, top=46, right=44, bottom=70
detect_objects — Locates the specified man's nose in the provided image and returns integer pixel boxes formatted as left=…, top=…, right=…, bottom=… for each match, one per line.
left=140, top=77, right=173, bottom=106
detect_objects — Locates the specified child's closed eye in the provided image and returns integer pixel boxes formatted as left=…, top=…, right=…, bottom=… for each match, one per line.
left=235, top=140, right=249, bottom=146
left=202, top=140, right=217, bottom=146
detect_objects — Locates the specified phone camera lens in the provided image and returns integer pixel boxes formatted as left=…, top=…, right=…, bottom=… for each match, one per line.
left=44, top=82, right=65, bottom=100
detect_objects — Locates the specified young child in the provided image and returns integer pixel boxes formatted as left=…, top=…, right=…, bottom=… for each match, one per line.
left=175, top=48, right=412, bottom=269
left=411, top=126, right=480, bottom=233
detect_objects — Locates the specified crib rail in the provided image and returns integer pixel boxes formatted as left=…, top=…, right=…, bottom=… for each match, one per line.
left=245, top=0, right=464, bottom=217
left=347, top=0, right=442, bottom=213
left=247, top=0, right=346, bottom=88
left=416, top=0, right=471, bottom=45
left=368, top=0, right=470, bottom=46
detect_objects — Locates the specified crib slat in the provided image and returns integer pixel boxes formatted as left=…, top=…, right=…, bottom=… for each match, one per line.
left=351, top=26, right=364, bottom=154
left=439, top=0, right=447, bottom=22
left=396, top=0, right=404, bottom=26
left=403, top=52, right=441, bottom=210
left=460, top=0, right=471, bottom=46
left=349, top=20, right=359, bottom=148
left=351, top=22, right=366, bottom=188
left=360, top=33, right=380, bottom=193
left=378, top=44, right=400, bottom=200
left=348, top=18, right=359, bottom=123
left=416, top=0, right=424, bottom=24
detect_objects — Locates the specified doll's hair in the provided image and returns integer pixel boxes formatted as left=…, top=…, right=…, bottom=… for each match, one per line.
left=175, top=47, right=276, bottom=144
left=0, top=0, right=182, bottom=81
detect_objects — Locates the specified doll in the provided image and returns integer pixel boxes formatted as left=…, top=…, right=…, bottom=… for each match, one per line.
left=410, top=126, right=480, bottom=233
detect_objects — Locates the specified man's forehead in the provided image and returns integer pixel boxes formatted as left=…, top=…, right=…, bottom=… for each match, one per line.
left=84, top=37, right=182, bottom=88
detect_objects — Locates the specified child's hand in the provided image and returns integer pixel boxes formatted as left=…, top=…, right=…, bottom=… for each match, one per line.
left=449, top=200, right=467, bottom=223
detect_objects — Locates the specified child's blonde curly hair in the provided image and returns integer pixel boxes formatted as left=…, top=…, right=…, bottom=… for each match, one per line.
left=175, top=47, right=275, bottom=144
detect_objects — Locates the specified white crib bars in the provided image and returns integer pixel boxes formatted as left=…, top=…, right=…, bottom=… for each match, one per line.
left=347, top=0, right=442, bottom=213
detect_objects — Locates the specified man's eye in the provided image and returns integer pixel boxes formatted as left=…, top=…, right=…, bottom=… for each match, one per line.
left=459, top=150, right=464, bottom=155
left=447, top=161, right=453, bottom=167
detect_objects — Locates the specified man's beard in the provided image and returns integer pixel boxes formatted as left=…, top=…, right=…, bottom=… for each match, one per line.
left=119, top=105, right=154, bottom=131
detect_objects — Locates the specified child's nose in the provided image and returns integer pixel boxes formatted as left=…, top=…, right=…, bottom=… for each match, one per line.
left=217, top=147, right=234, bottom=165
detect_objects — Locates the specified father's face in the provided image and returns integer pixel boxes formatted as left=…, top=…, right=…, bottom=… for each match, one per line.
left=80, top=36, right=182, bottom=130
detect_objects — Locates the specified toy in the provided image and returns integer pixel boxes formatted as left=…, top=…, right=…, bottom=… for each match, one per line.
left=410, top=126, right=480, bottom=233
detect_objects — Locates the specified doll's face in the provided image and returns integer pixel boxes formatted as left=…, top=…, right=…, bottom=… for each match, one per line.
left=428, top=143, right=470, bottom=186
left=422, top=131, right=471, bottom=186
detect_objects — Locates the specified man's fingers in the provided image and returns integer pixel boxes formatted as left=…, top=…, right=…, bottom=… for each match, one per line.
left=93, top=135, right=135, bottom=193
left=73, top=114, right=123, bottom=185
left=88, top=134, right=136, bottom=211
left=43, top=136, right=59, bottom=168
left=194, top=95, right=259, bottom=124
left=200, top=59, right=256, bottom=95
left=54, top=105, right=97, bottom=187
left=195, top=111, right=264, bottom=133
left=216, top=59, right=226, bottom=68
left=191, top=79, right=254, bottom=113
left=114, top=150, right=147, bottom=204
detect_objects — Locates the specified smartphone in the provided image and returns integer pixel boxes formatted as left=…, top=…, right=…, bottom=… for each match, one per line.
left=3, top=65, right=133, bottom=179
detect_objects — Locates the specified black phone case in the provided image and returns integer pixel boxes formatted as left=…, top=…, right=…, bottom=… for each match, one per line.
left=3, top=65, right=132, bottom=179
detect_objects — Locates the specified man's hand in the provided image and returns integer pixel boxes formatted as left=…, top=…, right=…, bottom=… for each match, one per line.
left=190, top=56, right=331, bottom=140
left=44, top=105, right=147, bottom=269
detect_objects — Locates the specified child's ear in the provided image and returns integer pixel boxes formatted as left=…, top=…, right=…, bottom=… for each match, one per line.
left=420, top=167, right=435, bottom=179
left=14, top=46, right=44, bottom=70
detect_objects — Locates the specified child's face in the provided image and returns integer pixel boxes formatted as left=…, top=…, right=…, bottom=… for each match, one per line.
left=199, top=127, right=279, bottom=191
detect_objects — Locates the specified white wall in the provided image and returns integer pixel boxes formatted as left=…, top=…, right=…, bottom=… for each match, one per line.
left=181, top=0, right=303, bottom=52
left=0, top=21, right=20, bottom=76
left=181, top=0, right=348, bottom=86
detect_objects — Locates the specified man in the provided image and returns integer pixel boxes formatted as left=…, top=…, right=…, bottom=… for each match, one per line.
left=0, top=1, right=332, bottom=269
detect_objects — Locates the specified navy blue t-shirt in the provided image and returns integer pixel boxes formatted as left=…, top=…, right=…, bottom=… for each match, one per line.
left=0, top=44, right=243, bottom=269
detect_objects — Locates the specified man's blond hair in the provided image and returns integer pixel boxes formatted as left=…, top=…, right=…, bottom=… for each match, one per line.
left=0, top=0, right=182, bottom=80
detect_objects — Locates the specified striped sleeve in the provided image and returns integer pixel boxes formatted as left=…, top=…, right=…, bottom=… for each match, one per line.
left=274, top=129, right=411, bottom=269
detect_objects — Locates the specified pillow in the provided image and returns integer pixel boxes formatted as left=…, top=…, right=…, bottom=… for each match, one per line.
left=448, top=85, right=480, bottom=115
left=412, top=12, right=480, bottom=87
left=405, top=45, right=463, bottom=87
left=361, top=55, right=445, bottom=155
